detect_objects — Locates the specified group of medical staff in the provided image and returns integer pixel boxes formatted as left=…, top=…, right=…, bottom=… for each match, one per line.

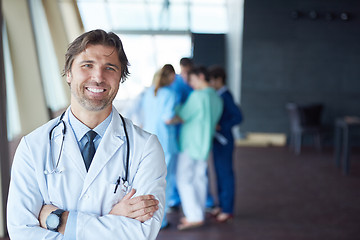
left=136, top=59, right=243, bottom=230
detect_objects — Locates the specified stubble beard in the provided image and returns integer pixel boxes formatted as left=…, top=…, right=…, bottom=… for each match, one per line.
left=70, top=83, right=117, bottom=112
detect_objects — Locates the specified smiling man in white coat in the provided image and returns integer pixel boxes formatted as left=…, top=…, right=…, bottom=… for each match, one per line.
left=7, top=29, right=166, bottom=240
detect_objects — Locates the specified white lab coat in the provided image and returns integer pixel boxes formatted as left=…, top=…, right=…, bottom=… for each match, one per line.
left=7, top=107, right=166, bottom=240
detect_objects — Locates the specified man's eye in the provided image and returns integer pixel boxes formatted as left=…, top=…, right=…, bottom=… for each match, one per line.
left=106, top=67, right=115, bottom=71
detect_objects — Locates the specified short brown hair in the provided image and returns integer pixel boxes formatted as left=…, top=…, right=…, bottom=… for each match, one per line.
left=188, top=66, right=209, bottom=82
left=208, top=65, right=226, bottom=84
left=63, top=29, right=130, bottom=82
left=180, top=57, right=193, bottom=67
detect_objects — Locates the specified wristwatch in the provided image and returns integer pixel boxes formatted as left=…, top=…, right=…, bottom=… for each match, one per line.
left=46, top=209, right=65, bottom=232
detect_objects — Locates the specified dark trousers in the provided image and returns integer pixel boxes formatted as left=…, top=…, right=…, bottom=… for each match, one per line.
left=213, top=140, right=235, bottom=214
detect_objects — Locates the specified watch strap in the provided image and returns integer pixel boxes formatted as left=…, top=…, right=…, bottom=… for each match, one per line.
left=52, top=209, right=65, bottom=216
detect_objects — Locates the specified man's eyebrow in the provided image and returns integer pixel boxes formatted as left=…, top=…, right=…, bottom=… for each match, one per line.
left=79, top=60, right=94, bottom=65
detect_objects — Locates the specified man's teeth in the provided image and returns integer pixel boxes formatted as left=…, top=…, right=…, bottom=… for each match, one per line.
left=88, top=87, right=105, bottom=93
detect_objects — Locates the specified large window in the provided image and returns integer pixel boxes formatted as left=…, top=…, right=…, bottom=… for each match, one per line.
left=77, top=0, right=227, bottom=33
left=29, top=0, right=68, bottom=112
left=111, top=33, right=191, bottom=120
left=115, top=34, right=191, bottom=99
left=77, top=0, right=227, bottom=116
left=2, top=23, right=21, bottom=141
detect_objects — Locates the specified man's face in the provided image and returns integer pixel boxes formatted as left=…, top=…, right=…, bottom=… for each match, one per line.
left=189, top=73, right=201, bottom=89
left=66, top=44, right=122, bottom=114
left=180, top=65, right=191, bottom=82
left=209, top=77, right=223, bottom=90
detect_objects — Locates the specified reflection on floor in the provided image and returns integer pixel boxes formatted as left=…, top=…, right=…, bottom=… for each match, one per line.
left=157, top=146, right=360, bottom=240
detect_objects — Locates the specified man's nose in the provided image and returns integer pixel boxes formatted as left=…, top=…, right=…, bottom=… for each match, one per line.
left=91, top=68, right=104, bottom=82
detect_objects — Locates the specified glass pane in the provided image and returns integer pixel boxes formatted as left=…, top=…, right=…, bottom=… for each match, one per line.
left=192, top=0, right=226, bottom=4
left=78, top=0, right=227, bottom=33
left=113, top=34, right=191, bottom=124
left=191, top=5, right=227, bottom=33
left=162, top=3, right=189, bottom=30
left=3, top=23, right=21, bottom=140
left=78, top=2, right=111, bottom=31
left=115, top=34, right=191, bottom=99
left=109, top=3, right=156, bottom=30
left=29, top=0, right=68, bottom=111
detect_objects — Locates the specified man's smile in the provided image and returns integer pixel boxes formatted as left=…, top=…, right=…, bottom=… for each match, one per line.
left=86, top=87, right=106, bottom=93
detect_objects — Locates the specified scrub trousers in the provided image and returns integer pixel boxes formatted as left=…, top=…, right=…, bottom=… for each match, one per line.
left=162, top=153, right=177, bottom=227
left=213, top=140, right=235, bottom=214
left=177, top=152, right=208, bottom=222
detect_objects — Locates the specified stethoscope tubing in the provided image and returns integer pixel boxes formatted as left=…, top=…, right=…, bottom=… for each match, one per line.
left=47, top=112, right=130, bottom=183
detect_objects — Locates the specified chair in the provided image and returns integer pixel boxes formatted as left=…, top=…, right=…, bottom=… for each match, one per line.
left=286, top=103, right=324, bottom=155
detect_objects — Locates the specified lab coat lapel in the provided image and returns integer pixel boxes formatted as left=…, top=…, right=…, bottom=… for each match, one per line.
left=52, top=109, right=87, bottom=180
left=80, top=111, right=125, bottom=198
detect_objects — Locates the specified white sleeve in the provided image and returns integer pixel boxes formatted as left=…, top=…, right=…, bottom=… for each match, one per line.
left=7, top=137, right=64, bottom=240
left=74, top=134, right=166, bottom=240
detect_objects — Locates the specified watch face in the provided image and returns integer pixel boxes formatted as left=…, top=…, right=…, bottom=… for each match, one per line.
left=46, top=213, right=60, bottom=229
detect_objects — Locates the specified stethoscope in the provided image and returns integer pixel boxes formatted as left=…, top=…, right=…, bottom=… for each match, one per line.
left=44, top=112, right=130, bottom=192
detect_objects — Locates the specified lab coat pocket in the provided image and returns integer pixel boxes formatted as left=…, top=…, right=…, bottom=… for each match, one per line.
left=45, top=173, right=67, bottom=209
left=106, top=181, right=127, bottom=208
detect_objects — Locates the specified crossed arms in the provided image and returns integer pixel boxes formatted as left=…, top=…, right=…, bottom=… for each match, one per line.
left=7, top=134, right=166, bottom=240
left=38, top=188, right=159, bottom=234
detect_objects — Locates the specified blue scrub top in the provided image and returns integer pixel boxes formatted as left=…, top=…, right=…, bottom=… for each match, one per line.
left=141, top=86, right=178, bottom=156
left=169, top=74, right=193, bottom=104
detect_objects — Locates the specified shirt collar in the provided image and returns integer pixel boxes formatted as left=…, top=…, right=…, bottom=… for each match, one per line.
left=68, top=108, right=113, bottom=142
left=217, top=86, right=227, bottom=96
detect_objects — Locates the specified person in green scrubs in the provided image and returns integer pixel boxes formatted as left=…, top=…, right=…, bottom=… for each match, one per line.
left=167, top=66, right=223, bottom=230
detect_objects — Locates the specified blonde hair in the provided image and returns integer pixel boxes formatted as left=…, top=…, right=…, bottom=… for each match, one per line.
left=154, top=64, right=175, bottom=96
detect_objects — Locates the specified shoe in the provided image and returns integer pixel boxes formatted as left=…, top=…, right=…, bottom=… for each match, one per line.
left=209, top=207, right=221, bottom=217
left=216, top=213, right=233, bottom=223
left=177, top=218, right=204, bottom=231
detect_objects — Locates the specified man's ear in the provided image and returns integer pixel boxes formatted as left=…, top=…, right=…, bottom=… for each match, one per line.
left=66, top=71, right=71, bottom=84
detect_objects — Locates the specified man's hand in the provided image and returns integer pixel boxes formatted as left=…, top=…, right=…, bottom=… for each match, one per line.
left=109, top=189, right=159, bottom=222
left=38, top=204, right=68, bottom=235
left=165, top=116, right=183, bottom=125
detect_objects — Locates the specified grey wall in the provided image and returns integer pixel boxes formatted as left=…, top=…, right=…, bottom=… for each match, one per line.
left=240, top=0, right=360, bottom=137
left=192, top=33, right=226, bottom=68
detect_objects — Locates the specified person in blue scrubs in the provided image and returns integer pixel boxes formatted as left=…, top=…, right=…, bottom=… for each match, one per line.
left=208, top=66, right=243, bottom=223
left=170, top=57, right=193, bottom=104
left=167, top=58, right=193, bottom=210
left=140, top=64, right=178, bottom=228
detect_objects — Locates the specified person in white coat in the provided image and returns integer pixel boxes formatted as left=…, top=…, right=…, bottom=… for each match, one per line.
left=7, top=29, right=166, bottom=240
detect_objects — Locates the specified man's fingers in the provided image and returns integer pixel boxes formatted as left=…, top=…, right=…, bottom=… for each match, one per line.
left=128, top=204, right=159, bottom=220
left=128, top=194, right=156, bottom=205
left=129, top=198, right=159, bottom=212
left=135, top=212, right=154, bottom=223
left=109, top=192, right=159, bottom=221
left=122, top=188, right=136, bottom=201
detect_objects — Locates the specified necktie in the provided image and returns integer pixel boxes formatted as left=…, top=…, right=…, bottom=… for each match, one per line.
left=82, top=130, right=97, bottom=171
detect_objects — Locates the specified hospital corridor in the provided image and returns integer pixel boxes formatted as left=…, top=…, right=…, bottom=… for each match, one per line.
left=1, top=0, right=360, bottom=239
